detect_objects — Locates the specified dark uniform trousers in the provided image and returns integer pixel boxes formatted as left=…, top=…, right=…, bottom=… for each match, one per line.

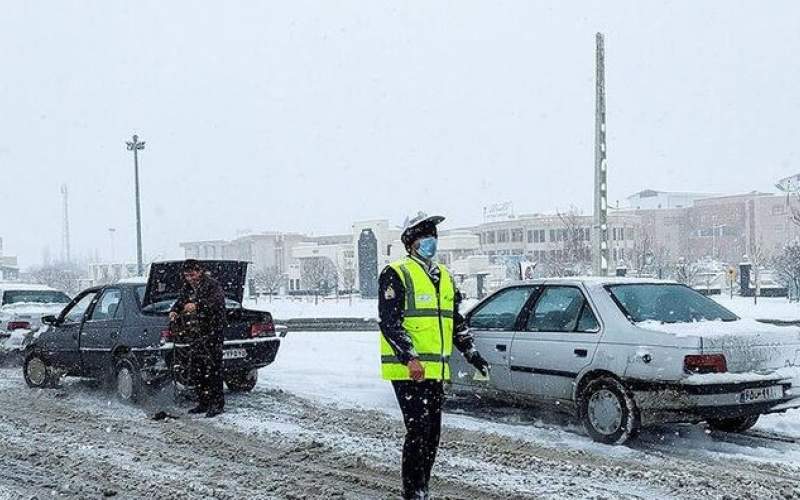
left=392, top=379, right=444, bottom=498
left=190, top=337, right=224, bottom=411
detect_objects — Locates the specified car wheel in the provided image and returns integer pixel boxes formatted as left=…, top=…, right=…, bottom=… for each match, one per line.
left=115, top=354, right=143, bottom=403
left=707, top=414, right=760, bottom=433
left=225, top=369, right=258, bottom=392
left=23, top=352, right=56, bottom=389
left=579, top=376, right=640, bottom=445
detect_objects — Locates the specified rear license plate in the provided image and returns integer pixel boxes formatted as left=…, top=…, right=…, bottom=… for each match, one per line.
left=223, top=348, right=247, bottom=360
left=739, top=385, right=783, bottom=404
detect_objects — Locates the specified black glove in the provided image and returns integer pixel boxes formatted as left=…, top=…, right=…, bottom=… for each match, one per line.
left=467, top=351, right=490, bottom=376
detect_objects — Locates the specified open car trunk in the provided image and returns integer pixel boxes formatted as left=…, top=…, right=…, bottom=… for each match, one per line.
left=142, top=260, right=248, bottom=308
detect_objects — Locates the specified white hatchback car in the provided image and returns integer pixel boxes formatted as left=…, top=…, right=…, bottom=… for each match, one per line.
left=450, top=278, right=800, bottom=444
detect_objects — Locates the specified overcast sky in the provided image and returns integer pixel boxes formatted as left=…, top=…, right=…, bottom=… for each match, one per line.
left=2, top=1, right=799, bottom=267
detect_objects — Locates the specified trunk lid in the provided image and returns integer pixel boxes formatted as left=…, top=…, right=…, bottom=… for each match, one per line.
left=142, top=260, right=249, bottom=308
left=700, top=319, right=800, bottom=372
left=640, top=318, right=800, bottom=372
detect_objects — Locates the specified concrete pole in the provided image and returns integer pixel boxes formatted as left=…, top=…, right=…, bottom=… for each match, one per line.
left=593, top=33, right=609, bottom=276
left=126, top=134, right=146, bottom=276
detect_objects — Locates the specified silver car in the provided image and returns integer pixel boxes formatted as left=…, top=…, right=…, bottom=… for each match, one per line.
left=450, top=277, right=800, bottom=444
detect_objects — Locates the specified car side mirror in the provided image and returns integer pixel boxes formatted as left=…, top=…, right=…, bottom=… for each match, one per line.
left=41, top=315, right=58, bottom=326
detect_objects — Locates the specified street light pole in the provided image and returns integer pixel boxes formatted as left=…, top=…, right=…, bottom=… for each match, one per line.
left=126, top=134, right=146, bottom=276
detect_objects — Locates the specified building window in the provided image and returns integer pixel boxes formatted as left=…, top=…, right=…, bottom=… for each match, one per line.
left=527, top=230, right=534, bottom=243
left=773, top=205, right=787, bottom=216
left=549, top=229, right=556, bottom=242
left=497, top=230, right=509, bottom=243
left=512, top=228, right=524, bottom=243
left=486, top=231, right=496, bottom=244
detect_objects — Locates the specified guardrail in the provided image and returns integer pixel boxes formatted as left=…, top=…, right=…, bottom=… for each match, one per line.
left=276, top=317, right=800, bottom=332
left=276, top=317, right=379, bottom=332
left=757, top=319, right=800, bottom=327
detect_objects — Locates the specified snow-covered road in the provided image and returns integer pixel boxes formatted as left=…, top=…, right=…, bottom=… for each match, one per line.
left=2, top=331, right=800, bottom=499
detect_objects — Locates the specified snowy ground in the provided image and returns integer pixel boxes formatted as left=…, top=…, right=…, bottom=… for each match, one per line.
left=4, top=294, right=800, bottom=498
left=3, top=330, right=800, bottom=498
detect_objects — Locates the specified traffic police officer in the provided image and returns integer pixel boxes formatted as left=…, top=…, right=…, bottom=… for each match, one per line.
left=379, top=212, right=489, bottom=500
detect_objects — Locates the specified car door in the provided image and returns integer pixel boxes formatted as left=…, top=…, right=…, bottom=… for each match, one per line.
left=510, top=285, right=601, bottom=401
left=47, top=290, right=99, bottom=374
left=80, top=287, right=124, bottom=375
left=450, top=286, right=538, bottom=394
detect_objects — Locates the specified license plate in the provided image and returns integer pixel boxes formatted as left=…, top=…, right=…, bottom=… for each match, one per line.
left=739, top=385, right=783, bottom=404
left=223, top=348, right=247, bottom=360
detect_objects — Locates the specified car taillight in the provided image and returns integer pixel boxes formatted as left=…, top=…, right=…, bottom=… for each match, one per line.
left=7, top=321, right=31, bottom=331
left=684, top=354, right=727, bottom=374
left=250, top=321, right=275, bottom=337
left=160, top=329, right=174, bottom=342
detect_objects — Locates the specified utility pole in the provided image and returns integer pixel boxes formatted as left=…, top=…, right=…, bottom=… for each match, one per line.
left=592, top=33, right=610, bottom=276
left=126, top=134, right=146, bottom=276
left=60, top=184, right=71, bottom=263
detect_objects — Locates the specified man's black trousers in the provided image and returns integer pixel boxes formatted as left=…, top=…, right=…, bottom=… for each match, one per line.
left=391, top=379, right=444, bottom=498
left=189, top=340, right=224, bottom=411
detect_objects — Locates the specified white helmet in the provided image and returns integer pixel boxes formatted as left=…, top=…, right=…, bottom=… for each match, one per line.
left=401, top=211, right=446, bottom=247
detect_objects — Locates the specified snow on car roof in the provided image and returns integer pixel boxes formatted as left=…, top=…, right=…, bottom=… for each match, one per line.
left=503, top=276, right=677, bottom=287
left=0, top=282, right=59, bottom=292
left=116, top=277, right=147, bottom=285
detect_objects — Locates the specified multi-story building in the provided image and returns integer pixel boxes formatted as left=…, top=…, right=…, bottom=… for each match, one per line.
left=86, top=262, right=139, bottom=286
left=632, top=190, right=800, bottom=267
left=626, top=189, right=716, bottom=210
left=180, top=232, right=308, bottom=275
left=472, top=212, right=640, bottom=272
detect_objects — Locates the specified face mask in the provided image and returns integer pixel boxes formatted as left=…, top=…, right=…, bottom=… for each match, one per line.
left=416, top=237, right=438, bottom=259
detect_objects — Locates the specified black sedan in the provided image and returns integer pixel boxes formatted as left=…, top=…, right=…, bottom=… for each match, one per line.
left=22, top=260, right=282, bottom=402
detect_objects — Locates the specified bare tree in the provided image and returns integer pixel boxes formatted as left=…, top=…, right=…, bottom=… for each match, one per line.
left=337, top=262, right=357, bottom=306
left=630, top=231, right=672, bottom=278
left=27, top=263, right=84, bottom=296
left=773, top=242, right=800, bottom=302
left=674, top=257, right=701, bottom=286
left=253, top=266, right=284, bottom=303
left=301, top=257, right=338, bottom=305
left=542, top=207, right=591, bottom=277
left=748, top=239, right=770, bottom=305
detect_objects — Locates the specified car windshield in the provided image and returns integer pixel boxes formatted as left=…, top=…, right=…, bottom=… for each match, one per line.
left=2, top=290, right=71, bottom=305
left=607, top=284, right=738, bottom=324
left=135, top=285, right=240, bottom=312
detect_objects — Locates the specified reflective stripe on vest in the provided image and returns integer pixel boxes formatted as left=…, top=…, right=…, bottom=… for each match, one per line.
left=380, top=257, right=455, bottom=381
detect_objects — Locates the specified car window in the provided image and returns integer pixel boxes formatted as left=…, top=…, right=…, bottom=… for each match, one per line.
left=89, top=289, right=123, bottom=321
left=62, top=292, right=98, bottom=324
left=526, top=286, right=598, bottom=333
left=607, top=284, right=738, bottom=323
left=1, top=290, right=71, bottom=305
left=576, top=303, right=600, bottom=332
left=468, top=287, right=536, bottom=330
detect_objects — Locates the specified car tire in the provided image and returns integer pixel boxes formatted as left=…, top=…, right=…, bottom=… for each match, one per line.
left=23, top=352, right=57, bottom=389
left=579, top=376, right=640, bottom=445
left=707, top=414, right=760, bottom=433
left=225, top=369, right=258, bottom=392
left=115, top=354, right=143, bottom=403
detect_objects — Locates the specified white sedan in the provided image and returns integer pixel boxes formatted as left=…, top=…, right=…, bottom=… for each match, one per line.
left=450, top=278, right=800, bottom=444
left=0, top=283, right=71, bottom=362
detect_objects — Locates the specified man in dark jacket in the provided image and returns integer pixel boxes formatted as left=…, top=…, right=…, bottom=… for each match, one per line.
left=169, top=259, right=227, bottom=417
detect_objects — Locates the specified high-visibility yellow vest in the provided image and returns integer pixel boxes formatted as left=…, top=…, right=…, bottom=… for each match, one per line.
left=380, top=257, right=455, bottom=381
